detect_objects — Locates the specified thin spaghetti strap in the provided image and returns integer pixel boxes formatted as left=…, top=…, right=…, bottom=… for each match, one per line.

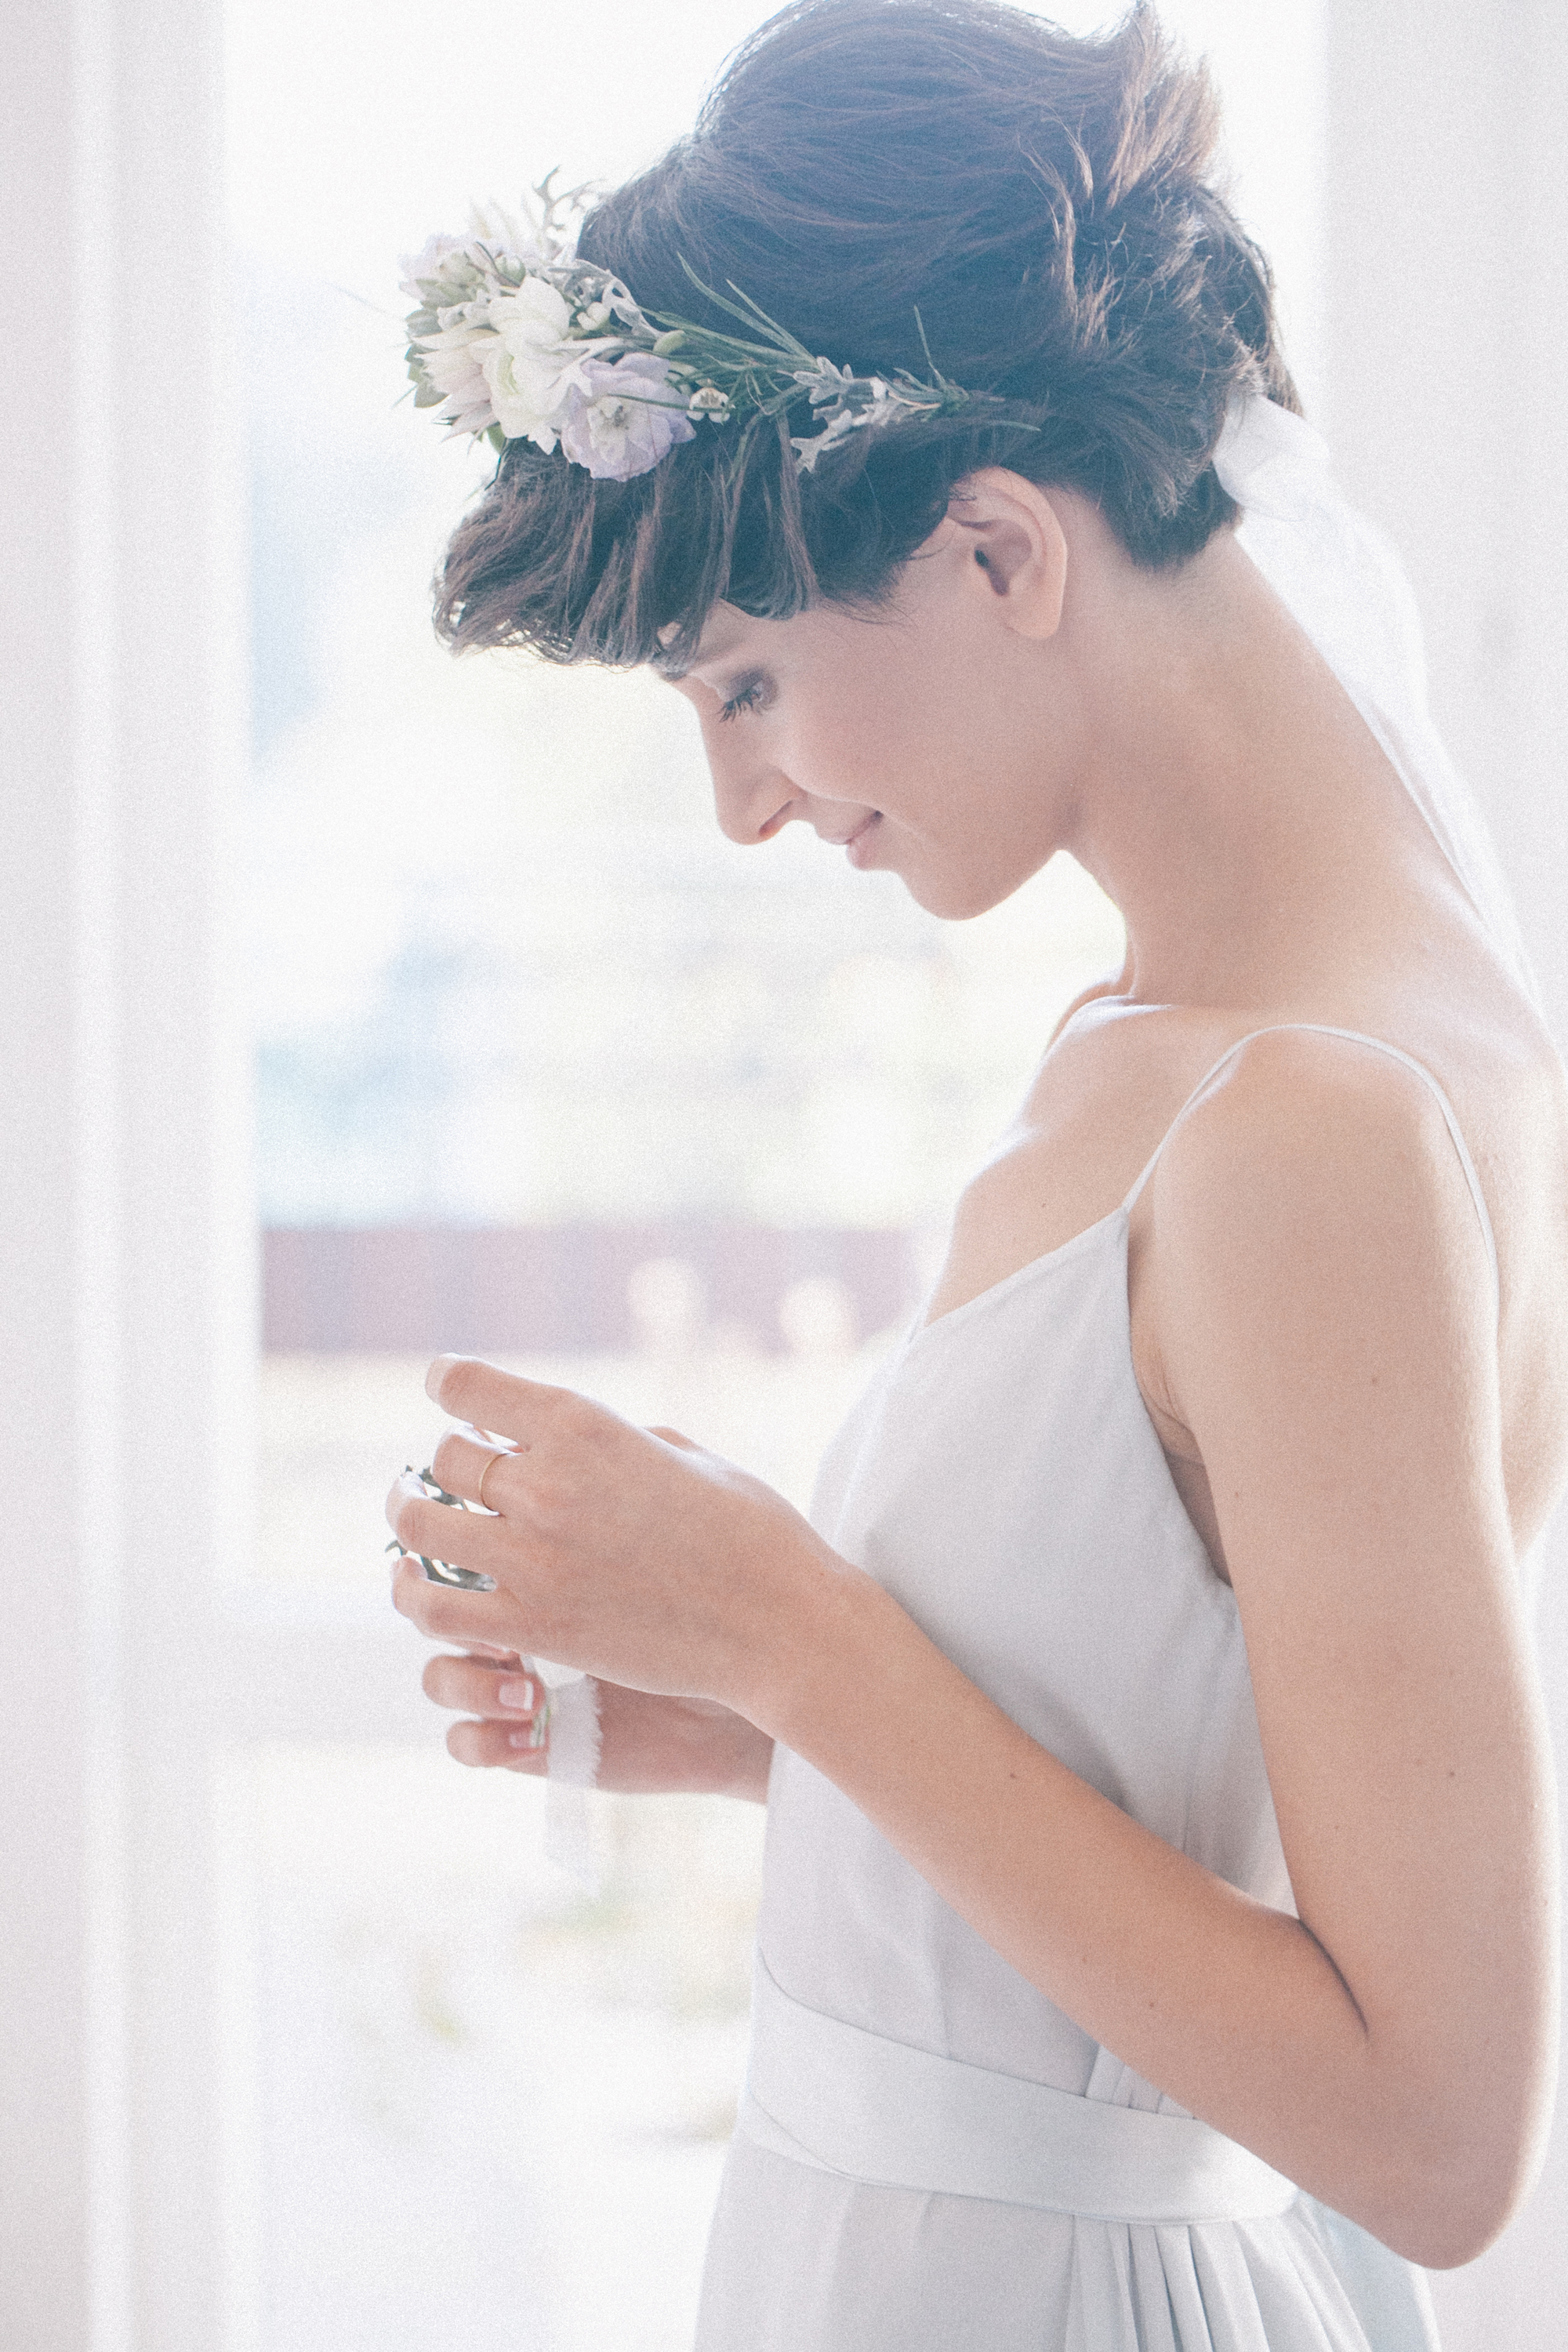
left=1120, top=1031, right=1272, bottom=1215
left=1120, top=1023, right=1501, bottom=1312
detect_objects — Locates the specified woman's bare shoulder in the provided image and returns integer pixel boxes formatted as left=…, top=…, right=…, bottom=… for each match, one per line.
left=1044, top=938, right=1136, bottom=1049
left=1139, top=1014, right=1568, bottom=1553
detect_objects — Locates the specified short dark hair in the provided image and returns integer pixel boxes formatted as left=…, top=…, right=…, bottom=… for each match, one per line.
left=433, top=0, right=1298, bottom=669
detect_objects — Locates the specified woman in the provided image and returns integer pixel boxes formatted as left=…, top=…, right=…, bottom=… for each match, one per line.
left=385, top=3, right=1567, bottom=2344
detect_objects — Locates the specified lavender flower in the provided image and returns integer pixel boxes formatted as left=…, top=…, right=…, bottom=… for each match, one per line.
left=558, top=353, right=696, bottom=480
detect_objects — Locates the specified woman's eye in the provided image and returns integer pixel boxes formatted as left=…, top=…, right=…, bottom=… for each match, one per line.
left=718, top=679, right=767, bottom=723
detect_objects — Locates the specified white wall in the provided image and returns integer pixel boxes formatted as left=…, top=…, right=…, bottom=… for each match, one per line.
left=1317, top=1, right=1568, bottom=2336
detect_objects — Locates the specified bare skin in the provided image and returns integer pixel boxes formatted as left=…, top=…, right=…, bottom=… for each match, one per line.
left=391, top=470, right=1568, bottom=2267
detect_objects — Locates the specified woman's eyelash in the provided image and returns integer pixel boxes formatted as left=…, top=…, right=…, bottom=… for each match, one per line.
left=718, top=679, right=766, bottom=723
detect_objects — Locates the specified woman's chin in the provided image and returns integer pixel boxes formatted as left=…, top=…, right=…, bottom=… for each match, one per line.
left=898, top=866, right=1036, bottom=922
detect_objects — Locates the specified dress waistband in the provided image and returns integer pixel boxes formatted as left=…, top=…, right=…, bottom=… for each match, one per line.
left=738, top=1954, right=1300, bottom=2226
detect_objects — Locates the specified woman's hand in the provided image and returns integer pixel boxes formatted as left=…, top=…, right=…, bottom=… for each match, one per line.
left=387, top=1355, right=852, bottom=1726
left=420, top=1647, right=775, bottom=1799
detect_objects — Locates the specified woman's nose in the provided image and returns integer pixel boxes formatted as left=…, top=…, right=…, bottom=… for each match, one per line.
left=713, top=761, right=799, bottom=846
left=703, top=727, right=798, bottom=846
left=666, top=675, right=797, bottom=844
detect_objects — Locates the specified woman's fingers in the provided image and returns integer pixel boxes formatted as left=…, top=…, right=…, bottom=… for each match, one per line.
left=425, top=1352, right=568, bottom=1443
left=447, top=1715, right=549, bottom=1774
left=428, top=1405, right=695, bottom=1517
left=385, top=1469, right=514, bottom=1572
left=390, top=1549, right=530, bottom=1646
left=422, top=1649, right=543, bottom=1721
left=429, top=1428, right=521, bottom=1511
left=398, top=1355, right=826, bottom=1712
left=423, top=1649, right=550, bottom=1775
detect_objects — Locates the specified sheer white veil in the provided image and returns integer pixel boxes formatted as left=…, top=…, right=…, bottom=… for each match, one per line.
left=1212, top=397, right=1539, bottom=1010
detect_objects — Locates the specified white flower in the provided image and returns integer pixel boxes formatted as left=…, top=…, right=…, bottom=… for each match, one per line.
left=557, top=354, right=696, bottom=480
left=398, top=232, right=470, bottom=304
left=435, top=298, right=495, bottom=333
left=481, top=278, right=585, bottom=450
left=413, top=318, right=499, bottom=435
left=687, top=384, right=734, bottom=421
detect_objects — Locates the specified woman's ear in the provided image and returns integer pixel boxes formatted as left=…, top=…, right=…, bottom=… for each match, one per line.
left=948, top=469, right=1069, bottom=641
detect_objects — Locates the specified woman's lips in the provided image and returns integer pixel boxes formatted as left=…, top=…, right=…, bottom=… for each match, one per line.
left=843, top=812, right=881, bottom=866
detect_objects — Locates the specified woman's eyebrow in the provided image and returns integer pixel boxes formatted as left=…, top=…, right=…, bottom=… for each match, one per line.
left=659, top=650, right=770, bottom=699
left=682, top=614, right=757, bottom=673
left=652, top=641, right=743, bottom=684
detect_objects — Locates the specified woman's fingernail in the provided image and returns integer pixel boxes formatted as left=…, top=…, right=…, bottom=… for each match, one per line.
left=426, top=1354, right=457, bottom=1403
left=497, top=1678, right=536, bottom=1713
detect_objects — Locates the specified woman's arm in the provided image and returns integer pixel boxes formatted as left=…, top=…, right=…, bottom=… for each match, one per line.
left=764, top=1035, right=1556, bottom=2265
left=389, top=1034, right=1557, bottom=2266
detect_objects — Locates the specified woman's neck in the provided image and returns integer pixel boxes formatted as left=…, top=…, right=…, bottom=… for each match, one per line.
left=1058, top=528, right=1475, bottom=1014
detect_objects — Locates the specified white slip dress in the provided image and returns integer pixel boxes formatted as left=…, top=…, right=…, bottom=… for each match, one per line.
left=691, top=400, right=1542, bottom=2352
left=696, top=1018, right=1483, bottom=2352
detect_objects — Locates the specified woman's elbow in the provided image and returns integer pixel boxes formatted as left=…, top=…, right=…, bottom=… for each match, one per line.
left=1391, top=2195, right=1519, bottom=2273
left=1365, top=2122, right=1549, bottom=2270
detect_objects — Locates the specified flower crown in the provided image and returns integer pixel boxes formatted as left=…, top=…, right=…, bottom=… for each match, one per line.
left=401, top=177, right=973, bottom=484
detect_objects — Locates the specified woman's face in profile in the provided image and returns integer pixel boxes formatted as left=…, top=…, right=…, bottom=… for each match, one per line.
left=666, top=510, right=1082, bottom=921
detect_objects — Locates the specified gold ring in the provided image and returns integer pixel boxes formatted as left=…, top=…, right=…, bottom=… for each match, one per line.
left=477, top=1448, right=512, bottom=1512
